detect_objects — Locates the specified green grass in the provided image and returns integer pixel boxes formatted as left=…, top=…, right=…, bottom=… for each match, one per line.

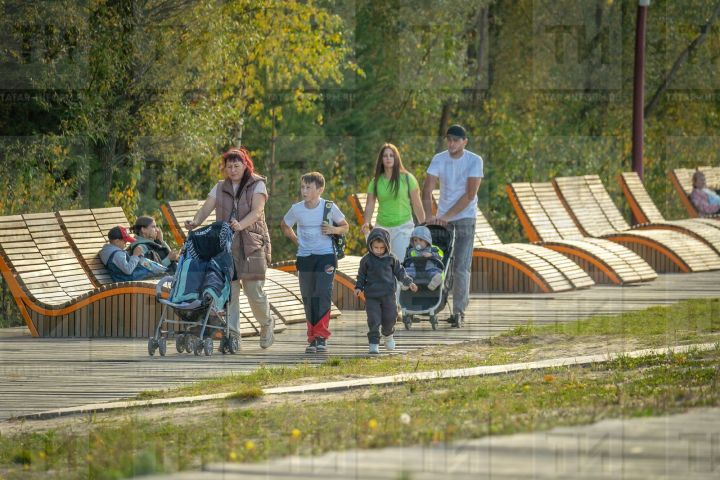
left=136, top=298, right=720, bottom=400
left=1, top=346, right=717, bottom=479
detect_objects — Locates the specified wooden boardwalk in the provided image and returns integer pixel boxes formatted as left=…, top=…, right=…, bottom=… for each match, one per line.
left=1, top=271, right=720, bottom=420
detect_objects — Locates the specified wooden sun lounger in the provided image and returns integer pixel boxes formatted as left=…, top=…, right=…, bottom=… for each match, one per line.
left=160, top=201, right=350, bottom=314
left=56, top=207, right=281, bottom=337
left=667, top=167, right=720, bottom=219
left=0, top=212, right=181, bottom=338
left=507, top=182, right=657, bottom=285
left=162, top=200, right=214, bottom=244
left=619, top=172, right=720, bottom=252
left=553, top=175, right=720, bottom=273
left=348, top=192, right=594, bottom=293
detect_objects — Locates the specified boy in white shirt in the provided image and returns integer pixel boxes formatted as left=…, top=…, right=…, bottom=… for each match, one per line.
left=422, top=124, right=483, bottom=328
left=281, top=172, right=350, bottom=353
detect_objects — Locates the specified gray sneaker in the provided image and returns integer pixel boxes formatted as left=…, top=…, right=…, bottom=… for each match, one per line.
left=305, top=338, right=317, bottom=354
left=428, top=273, right=443, bottom=291
left=315, top=337, right=327, bottom=353
left=259, top=316, right=275, bottom=349
left=368, top=343, right=380, bottom=354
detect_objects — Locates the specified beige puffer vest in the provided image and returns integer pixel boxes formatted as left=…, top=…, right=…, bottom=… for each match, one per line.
left=214, top=174, right=272, bottom=281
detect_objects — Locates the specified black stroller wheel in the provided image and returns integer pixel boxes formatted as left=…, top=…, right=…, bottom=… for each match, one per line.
left=203, top=337, right=213, bottom=356
left=403, top=315, right=412, bottom=330
left=227, top=335, right=239, bottom=354
left=147, top=337, right=157, bottom=356
left=175, top=334, right=186, bottom=353
left=430, top=315, right=438, bottom=330
left=158, top=337, right=167, bottom=357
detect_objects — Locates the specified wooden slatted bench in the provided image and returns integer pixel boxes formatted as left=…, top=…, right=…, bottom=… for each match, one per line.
left=554, top=175, right=720, bottom=273
left=507, top=182, right=657, bottom=285
left=0, top=212, right=180, bottom=338
left=161, top=200, right=355, bottom=312
left=161, top=200, right=214, bottom=245
left=619, top=172, right=720, bottom=253
left=348, top=191, right=593, bottom=293
left=56, top=207, right=276, bottom=337
left=271, top=256, right=364, bottom=311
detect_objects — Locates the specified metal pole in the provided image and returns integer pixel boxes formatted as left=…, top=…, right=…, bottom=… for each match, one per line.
left=632, top=0, right=650, bottom=181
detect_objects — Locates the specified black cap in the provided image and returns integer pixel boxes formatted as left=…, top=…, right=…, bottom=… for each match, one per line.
left=445, top=124, right=467, bottom=139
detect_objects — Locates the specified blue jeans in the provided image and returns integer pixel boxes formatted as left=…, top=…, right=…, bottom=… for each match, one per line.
left=449, top=217, right=475, bottom=315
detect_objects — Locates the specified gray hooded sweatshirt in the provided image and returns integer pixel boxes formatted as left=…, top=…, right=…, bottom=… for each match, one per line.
left=355, top=227, right=413, bottom=298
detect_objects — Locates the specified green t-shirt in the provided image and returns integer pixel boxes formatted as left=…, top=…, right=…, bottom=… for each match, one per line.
left=367, top=173, right=419, bottom=227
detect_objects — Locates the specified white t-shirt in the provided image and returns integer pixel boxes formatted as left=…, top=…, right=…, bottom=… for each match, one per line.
left=208, top=180, right=268, bottom=198
left=427, top=149, right=484, bottom=221
left=283, top=199, right=345, bottom=257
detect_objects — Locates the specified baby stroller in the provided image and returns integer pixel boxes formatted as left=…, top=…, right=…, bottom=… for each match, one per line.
left=148, top=221, right=236, bottom=357
left=398, top=224, right=455, bottom=330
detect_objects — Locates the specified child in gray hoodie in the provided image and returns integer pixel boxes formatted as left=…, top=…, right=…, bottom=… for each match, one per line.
left=354, top=227, right=417, bottom=354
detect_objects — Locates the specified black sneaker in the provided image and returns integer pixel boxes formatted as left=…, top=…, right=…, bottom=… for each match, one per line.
left=305, top=338, right=317, bottom=353
left=315, top=337, right=327, bottom=353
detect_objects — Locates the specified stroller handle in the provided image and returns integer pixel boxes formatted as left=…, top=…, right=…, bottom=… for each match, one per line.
left=155, top=275, right=175, bottom=301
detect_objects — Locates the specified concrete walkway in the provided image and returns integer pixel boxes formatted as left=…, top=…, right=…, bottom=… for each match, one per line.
left=142, top=407, right=720, bottom=479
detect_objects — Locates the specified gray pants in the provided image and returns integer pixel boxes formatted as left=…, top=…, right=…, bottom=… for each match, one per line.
left=365, top=294, right=396, bottom=344
left=228, top=279, right=273, bottom=335
left=449, top=217, right=475, bottom=315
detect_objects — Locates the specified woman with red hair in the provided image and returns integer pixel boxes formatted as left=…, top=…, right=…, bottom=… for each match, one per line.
left=186, top=147, right=275, bottom=349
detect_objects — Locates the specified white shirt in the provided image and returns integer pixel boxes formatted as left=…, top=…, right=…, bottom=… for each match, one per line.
left=208, top=181, right=268, bottom=198
left=427, top=149, right=484, bottom=221
left=283, top=199, right=345, bottom=256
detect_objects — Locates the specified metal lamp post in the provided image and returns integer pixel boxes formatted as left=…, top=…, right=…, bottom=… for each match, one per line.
left=632, top=0, right=650, bottom=181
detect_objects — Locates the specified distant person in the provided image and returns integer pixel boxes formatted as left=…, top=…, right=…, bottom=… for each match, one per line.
left=281, top=171, right=350, bottom=354
left=422, top=124, right=483, bottom=327
left=129, top=216, right=179, bottom=273
left=361, top=143, right=425, bottom=258
left=100, top=226, right=166, bottom=282
left=354, top=227, right=416, bottom=355
left=690, top=171, right=720, bottom=216
left=185, top=147, right=275, bottom=350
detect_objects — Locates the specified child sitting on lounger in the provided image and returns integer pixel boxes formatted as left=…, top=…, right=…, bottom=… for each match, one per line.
left=403, top=225, right=444, bottom=291
left=99, top=226, right=166, bottom=282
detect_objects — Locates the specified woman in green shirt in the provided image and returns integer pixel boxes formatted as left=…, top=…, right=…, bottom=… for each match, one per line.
left=361, top=143, right=425, bottom=260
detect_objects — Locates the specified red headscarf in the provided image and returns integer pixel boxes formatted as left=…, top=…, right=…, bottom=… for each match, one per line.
left=222, top=147, right=255, bottom=177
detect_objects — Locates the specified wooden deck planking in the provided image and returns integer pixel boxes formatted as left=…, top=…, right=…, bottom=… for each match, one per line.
left=2, top=271, right=719, bottom=420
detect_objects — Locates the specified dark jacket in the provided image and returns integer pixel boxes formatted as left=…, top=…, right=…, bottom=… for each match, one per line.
left=355, top=227, right=413, bottom=298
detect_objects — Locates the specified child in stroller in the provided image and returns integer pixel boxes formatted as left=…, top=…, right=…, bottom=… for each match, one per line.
left=398, top=224, right=455, bottom=330
left=148, top=221, right=235, bottom=357
left=403, top=225, right=444, bottom=291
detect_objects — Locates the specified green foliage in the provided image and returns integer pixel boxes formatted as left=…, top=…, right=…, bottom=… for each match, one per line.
left=0, top=0, right=719, bottom=268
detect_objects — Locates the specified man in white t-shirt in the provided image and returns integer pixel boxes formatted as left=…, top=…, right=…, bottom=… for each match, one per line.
left=422, top=124, right=483, bottom=327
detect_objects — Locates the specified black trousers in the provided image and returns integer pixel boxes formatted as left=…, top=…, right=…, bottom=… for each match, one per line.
left=297, top=254, right=336, bottom=342
left=365, top=294, right=396, bottom=344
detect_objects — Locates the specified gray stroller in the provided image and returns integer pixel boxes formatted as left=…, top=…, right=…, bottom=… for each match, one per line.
left=398, top=224, right=456, bottom=330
